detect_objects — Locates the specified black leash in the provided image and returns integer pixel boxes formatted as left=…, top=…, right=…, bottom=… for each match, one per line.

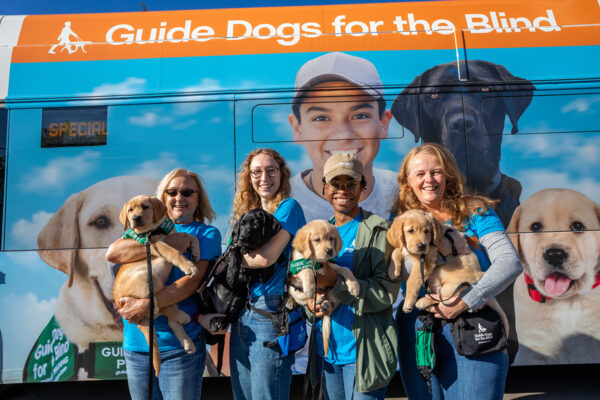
left=302, top=261, right=325, bottom=400
left=145, top=236, right=155, bottom=400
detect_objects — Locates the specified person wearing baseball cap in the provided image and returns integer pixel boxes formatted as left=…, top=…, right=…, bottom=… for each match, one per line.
left=288, top=52, right=398, bottom=222
left=304, top=152, right=399, bottom=399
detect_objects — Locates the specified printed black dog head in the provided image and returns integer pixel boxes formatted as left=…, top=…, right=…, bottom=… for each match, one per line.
left=392, top=60, right=534, bottom=193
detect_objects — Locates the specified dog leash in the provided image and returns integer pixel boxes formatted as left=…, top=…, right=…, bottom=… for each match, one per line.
left=145, top=234, right=155, bottom=400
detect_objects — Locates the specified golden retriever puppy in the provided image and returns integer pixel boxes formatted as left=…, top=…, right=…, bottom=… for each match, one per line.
left=387, top=210, right=508, bottom=334
left=113, top=195, right=200, bottom=375
left=508, top=188, right=600, bottom=365
left=288, top=219, right=359, bottom=356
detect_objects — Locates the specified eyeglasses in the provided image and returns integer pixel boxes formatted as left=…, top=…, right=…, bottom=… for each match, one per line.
left=164, top=188, right=197, bottom=197
left=326, top=181, right=359, bottom=192
left=250, top=167, right=280, bottom=179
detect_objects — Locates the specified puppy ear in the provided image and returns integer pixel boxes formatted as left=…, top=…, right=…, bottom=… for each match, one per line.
left=292, top=226, right=312, bottom=259
left=151, top=197, right=167, bottom=223
left=431, top=217, right=444, bottom=247
left=386, top=216, right=405, bottom=248
left=506, top=205, right=521, bottom=256
left=332, top=226, right=343, bottom=255
left=119, top=201, right=130, bottom=230
left=37, top=192, right=84, bottom=287
left=492, top=63, right=535, bottom=135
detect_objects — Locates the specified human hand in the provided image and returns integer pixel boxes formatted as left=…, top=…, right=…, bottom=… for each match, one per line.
left=427, top=295, right=468, bottom=320
left=196, top=313, right=228, bottom=334
left=306, top=298, right=325, bottom=318
left=164, top=232, right=192, bottom=254
left=118, top=297, right=151, bottom=324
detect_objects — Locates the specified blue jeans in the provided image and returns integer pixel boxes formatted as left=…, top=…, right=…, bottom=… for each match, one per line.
left=229, top=295, right=294, bottom=400
left=318, top=358, right=387, bottom=400
left=397, top=305, right=508, bottom=400
left=124, top=335, right=206, bottom=400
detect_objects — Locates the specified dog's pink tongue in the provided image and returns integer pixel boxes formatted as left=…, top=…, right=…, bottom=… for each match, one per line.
left=544, top=273, right=571, bottom=296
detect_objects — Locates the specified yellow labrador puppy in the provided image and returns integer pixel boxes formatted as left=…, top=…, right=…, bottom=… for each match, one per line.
left=508, top=188, right=600, bottom=364
left=113, top=195, right=200, bottom=375
left=387, top=209, right=508, bottom=334
left=288, top=219, right=359, bottom=356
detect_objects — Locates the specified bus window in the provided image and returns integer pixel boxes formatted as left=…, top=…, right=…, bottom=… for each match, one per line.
left=0, top=109, right=6, bottom=248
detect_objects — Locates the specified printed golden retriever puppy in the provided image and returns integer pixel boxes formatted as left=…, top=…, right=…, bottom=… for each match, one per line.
left=113, top=195, right=201, bottom=375
left=387, top=209, right=508, bottom=334
left=288, top=219, right=359, bottom=356
left=508, top=188, right=600, bottom=364
left=37, top=176, right=157, bottom=379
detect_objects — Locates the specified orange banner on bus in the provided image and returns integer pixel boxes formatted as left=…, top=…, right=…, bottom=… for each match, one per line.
left=12, top=0, right=600, bottom=63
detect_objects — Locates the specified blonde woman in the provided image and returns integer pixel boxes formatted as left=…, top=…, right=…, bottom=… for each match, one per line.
left=393, top=143, right=521, bottom=400
left=106, top=168, right=222, bottom=400
left=229, top=148, right=306, bottom=400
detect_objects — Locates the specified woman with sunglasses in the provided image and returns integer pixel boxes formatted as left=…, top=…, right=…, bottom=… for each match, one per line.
left=305, top=152, right=399, bottom=400
left=106, top=168, right=223, bottom=400
left=228, top=148, right=306, bottom=400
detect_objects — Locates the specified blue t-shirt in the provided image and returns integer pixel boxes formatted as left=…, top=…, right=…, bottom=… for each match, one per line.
left=123, top=221, right=222, bottom=352
left=316, top=213, right=361, bottom=365
left=459, top=208, right=504, bottom=272
left=249, top=198, right=306, bottom=297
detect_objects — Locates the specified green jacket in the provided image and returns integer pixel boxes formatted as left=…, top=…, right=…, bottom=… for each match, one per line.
left=307, top=210, right=400, bottom=393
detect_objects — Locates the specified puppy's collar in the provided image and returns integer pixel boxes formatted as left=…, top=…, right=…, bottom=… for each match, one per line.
left=122, top=218, right=175, bottom=245
left=289, top=258, right=327, bottom=276
left=523, top=272, right=600, bottom=303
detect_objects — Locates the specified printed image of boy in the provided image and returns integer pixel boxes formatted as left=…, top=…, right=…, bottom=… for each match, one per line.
left=288, top=52, right=398, bottom=221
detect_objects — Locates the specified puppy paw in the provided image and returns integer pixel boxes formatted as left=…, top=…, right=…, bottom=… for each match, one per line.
left=321, top=301, right=332, bottom=315
left=187, top=265, right=199, bottom=278
left=183, top=338, right=196, bottom=354
left=210, top=318, right=229, bottom=333
left=415, top=298, right=432, bottom=310
left=175, top=311, right=191, bottom=325
left=388, top=265, right=400, bottom=280
left=346, top=279, right=360, bottom=297
left=402, top=304, right=414, bottom=314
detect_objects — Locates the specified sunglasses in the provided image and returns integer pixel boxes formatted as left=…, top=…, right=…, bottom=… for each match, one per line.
left=164, top=188, right=197, bottom=197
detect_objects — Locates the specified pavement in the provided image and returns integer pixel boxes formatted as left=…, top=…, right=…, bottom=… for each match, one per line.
left=1, top=364, right=599, bottom=399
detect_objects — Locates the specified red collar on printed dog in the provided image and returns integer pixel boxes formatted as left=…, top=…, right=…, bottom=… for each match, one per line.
left=523, top=272, right=600, bottom=303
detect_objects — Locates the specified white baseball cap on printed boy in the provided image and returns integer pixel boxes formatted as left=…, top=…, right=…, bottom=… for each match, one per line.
left=292, top=52, right=384, bottom=108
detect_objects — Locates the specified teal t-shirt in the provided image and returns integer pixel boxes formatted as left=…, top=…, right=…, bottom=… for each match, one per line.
left=316, top=213, right=362, bottom=365
left=249, top=198, right=306, bottom=297
left=122, top=221, right=222, bottom=352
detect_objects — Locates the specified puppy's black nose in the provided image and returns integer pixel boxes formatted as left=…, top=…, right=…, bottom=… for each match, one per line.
left=326, top=248, right=334, bottom=257
left=132, top=215, right=142, bottom=224
left=544, top=248, right=568, bottom=267
left=417, top=243, right=427, bottom=252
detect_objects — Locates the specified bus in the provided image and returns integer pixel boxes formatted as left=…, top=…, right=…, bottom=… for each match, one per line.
left=0, top=0, right=599, bottom=389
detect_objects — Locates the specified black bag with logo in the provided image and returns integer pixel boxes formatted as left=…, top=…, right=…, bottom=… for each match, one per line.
left=449, top=305, right=507, bottom=356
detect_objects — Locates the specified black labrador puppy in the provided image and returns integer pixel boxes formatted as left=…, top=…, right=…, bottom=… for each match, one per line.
left=196, top=208, right=282, bottom=333
left=392, top=60, right=535, bottom=227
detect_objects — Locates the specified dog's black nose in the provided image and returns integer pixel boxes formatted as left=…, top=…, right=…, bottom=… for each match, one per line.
left=326, top=248, right=334, bottom=257
left=417, top=243, right=427, bottom=252
left=132, top=215, right=142, bottom=224
left=544, top=248, right=568, bottom=267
